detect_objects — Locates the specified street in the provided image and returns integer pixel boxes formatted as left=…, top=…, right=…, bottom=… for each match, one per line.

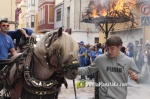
left=59, top=76, right=150, bottom=99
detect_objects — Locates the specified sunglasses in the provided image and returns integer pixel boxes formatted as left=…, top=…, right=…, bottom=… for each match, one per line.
left=2, top=24, right=9, bottom=27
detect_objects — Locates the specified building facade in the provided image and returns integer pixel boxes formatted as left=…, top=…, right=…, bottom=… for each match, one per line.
left=25, top=0, right=38, bottom=32
left=54, top=1, right=64, bottom=29
left=38, top=0, right=55, bottom=33
left=0, top=0, right=20, bottom=30
left=63, top=0, right=99, bottom=45
left=17, top=0, right=27, bottom=29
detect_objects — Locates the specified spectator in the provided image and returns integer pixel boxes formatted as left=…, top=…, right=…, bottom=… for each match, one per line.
left=141, top=45, right=150, bottom=83
left=0, top=20, right=17, bottom=60
left=127, top=42, right=134, bottom=58
left=78, top=41, right=86, bottom=80
left=120, top=46, right=126, bottom=54
left=135, top=44, right=144, bottom=71
left=134, top=40, right=139, bottom=59
left=97, top=43, right=102, bottom=53
left=85, top=43, right=91, bottom=66
left=7, top=28, right=33, bottom=52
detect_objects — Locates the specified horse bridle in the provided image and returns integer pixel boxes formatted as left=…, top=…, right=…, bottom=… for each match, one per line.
left=38, top=32, right=79, bottom=72
left=43, top=32, right=78, bottom=99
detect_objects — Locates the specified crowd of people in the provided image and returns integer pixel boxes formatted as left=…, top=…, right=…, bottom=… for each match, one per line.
left=120, top=40, right=150, bottom=73
left=78, top=41, right=104, bottom=80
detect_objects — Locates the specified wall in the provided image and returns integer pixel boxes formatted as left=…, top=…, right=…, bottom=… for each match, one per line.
left=38, top=0, right=55, bottom=32
left=63, top=0, right=99, bottom=45
left=55, top=0, right=63, bottom=5
left=54, top=2, right=64, bottom=29
left=110, top=28, right=143, bottom=47
left=71, top=30, right=100, bottom=45
left=0, top=0, right=17, bottom=30
left=18, top=0, right=27, bottom=29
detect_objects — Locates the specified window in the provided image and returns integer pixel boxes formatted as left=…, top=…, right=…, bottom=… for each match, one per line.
left=40, top=8, right=42, bottom=24
left=49, top=5, right=54, bottom=22
left=56, top=9, right=61, bottom=21
left=38, top=10, right=40, bottom=25
left=95, top=37, right=99, bottom=43
left=67, top=7, right=70, bottom=28
left=42, top=7, right=43, bottom=23
left=26, top=17, right=29, bottom=27
left=38, top=6, right=45, bottom=25
left=43, top=6, right=45, bottom=23
left=28, top=0, right=30, bottom=7
left=31, top=0, right=35, bottom=6
left=31, top=15, right=35, bottom=28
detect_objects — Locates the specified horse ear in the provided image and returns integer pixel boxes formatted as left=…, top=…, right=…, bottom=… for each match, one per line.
left=58, top=27, right=62, bottom=37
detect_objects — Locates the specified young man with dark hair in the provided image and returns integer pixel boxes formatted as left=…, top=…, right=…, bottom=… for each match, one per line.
left=0, top=20, right=17, bottom=60
left=77, top=35, right=142, bottom=99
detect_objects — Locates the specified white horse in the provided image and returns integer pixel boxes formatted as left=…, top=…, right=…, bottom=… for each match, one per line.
left=0, top=27, right=79, bottom=99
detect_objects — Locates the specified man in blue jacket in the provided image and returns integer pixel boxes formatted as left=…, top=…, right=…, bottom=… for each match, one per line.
left=7, top=28, right=33, bottom=52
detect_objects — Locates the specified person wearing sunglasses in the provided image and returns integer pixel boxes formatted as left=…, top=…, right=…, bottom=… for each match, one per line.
left=7, top=28, right=33, bottom=52
left=0, top=20, right=17, bottom=61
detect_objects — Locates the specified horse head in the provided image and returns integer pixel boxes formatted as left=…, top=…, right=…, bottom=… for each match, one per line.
left=34, top=27, right=79, bottom=80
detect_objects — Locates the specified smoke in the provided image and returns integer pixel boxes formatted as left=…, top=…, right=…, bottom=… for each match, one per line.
left=136, top=0, right=150, bottom=4
left=127, top=78, right=150, bottom=99
left=92, top=0, right=110, bottom=8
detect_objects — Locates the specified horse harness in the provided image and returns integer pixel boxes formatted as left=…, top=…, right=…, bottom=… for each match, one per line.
left=22, top=32, right=79, bottom=96
left=22, top=47, right=67, bottom=96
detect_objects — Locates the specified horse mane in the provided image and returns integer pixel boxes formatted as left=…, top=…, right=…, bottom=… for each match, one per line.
left=34, top=30, right=79, bottom=64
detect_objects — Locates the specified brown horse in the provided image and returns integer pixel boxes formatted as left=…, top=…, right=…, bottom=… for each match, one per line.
left=1, top=28, right=79, bottom=99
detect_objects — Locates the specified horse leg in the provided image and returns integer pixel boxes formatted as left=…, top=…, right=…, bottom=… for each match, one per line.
left=0, top=79, right=4, bottom=90
left=9, top=78, right=23, bottom=99
left=6, top=64, right=23, bottom=99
